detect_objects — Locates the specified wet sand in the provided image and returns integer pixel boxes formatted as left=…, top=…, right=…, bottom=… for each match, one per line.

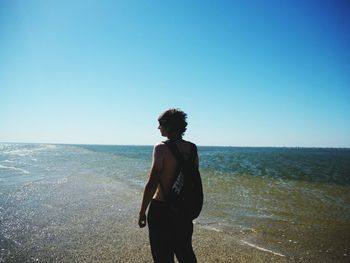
left=0, top=173, right=347, bottom=262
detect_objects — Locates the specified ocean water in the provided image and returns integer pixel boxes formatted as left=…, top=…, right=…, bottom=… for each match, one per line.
left=1, top=143, right=350, bottom=262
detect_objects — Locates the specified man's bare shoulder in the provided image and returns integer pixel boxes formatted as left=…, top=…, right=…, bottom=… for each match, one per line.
left=182, top=139, right=196, bottom=146
left=153, top=142, right=168, bottom=154
left=154, top=141, right=167, bottom=148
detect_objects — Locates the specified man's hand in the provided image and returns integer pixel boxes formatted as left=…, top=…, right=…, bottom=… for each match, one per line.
left=138, top=213, right=147, bottom=228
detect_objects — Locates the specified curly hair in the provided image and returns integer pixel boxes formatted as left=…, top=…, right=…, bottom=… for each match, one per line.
left=158, top=108, right=188, bottom=136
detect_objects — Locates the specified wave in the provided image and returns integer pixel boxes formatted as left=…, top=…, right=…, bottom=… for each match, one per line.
left=0, top=144, right=57, bottom=157
left=0, top=164, right=30, bottom=174
left=1, top=160, right=15, bottom=163
left=241, top=240, right=285, bottom=257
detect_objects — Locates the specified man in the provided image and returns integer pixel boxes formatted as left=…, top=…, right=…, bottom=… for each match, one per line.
left=138, top=108, right=199, bottom=263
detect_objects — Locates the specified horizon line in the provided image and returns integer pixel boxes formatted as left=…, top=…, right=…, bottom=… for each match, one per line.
left=1, top=141, right=349, bottom=149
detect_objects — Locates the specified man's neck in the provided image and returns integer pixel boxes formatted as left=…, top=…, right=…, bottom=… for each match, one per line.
left=167, top=135, right=182, bottom=141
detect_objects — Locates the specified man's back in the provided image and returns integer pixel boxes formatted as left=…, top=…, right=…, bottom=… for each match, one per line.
left=153, top=139, right=196, bottom=202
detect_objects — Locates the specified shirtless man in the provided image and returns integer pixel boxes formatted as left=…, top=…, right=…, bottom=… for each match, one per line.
left=138, top=108, right=198, bottom=263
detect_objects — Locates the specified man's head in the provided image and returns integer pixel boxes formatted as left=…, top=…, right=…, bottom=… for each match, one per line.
left=158, top=108, right=188, bottom=138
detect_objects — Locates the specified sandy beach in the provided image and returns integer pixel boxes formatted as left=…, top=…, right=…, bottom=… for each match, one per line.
left=1, top=174, right=284, bottom=263
left=1, top=170, right=347, bottom=263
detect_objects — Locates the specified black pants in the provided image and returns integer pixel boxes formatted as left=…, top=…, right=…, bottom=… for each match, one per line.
left=147, top=199, right=197, bottom=263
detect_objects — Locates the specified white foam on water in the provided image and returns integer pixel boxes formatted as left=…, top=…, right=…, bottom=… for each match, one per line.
left=195, top=222, right=224, bottom=232
left=1, top=160, right=15, bottom=163
left=43, top=144, right=56, bottom=149
left=0, top=164, right=30, bottom=174
left=1, top=144, right=57, bottom=157
left=3, top=149, right=34, bottom=157
left=56, top=178, right=68, bottom=184
left=242, top=240, right=285, bottom=257
left=204, top=226, right=223, bottom=232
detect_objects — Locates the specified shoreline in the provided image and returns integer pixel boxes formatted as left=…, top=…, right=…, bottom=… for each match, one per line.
left=1, top=170, right=349, bottom=262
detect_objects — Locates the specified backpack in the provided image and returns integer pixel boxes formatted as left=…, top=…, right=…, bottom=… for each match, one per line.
left=162, top=139, right=203, bottom=220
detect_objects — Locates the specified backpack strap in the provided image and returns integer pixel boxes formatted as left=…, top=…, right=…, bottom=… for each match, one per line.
left=159, top=140, right=187, bottom=200
left=164, top=139, right=185, bottom=164
left=164, top=139, right=197, bottom=163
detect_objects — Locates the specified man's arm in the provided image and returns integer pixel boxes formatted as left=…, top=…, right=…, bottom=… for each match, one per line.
left=138, top=144, right=163, bottom=228
left=194, top=144, right=199, bottom=168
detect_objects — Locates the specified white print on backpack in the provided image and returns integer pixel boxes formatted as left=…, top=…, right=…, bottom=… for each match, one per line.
left=172, top=171, right=184, bottom=195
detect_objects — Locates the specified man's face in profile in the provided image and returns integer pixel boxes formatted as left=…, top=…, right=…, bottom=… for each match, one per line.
left=158, top=124, right=168, bottom=137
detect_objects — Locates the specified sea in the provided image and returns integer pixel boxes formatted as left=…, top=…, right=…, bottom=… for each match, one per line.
left=1, top=143, right=350, bottom=262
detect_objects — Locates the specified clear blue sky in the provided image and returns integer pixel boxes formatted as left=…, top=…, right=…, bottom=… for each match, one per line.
left=1, top=0, right=349, bottom=147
